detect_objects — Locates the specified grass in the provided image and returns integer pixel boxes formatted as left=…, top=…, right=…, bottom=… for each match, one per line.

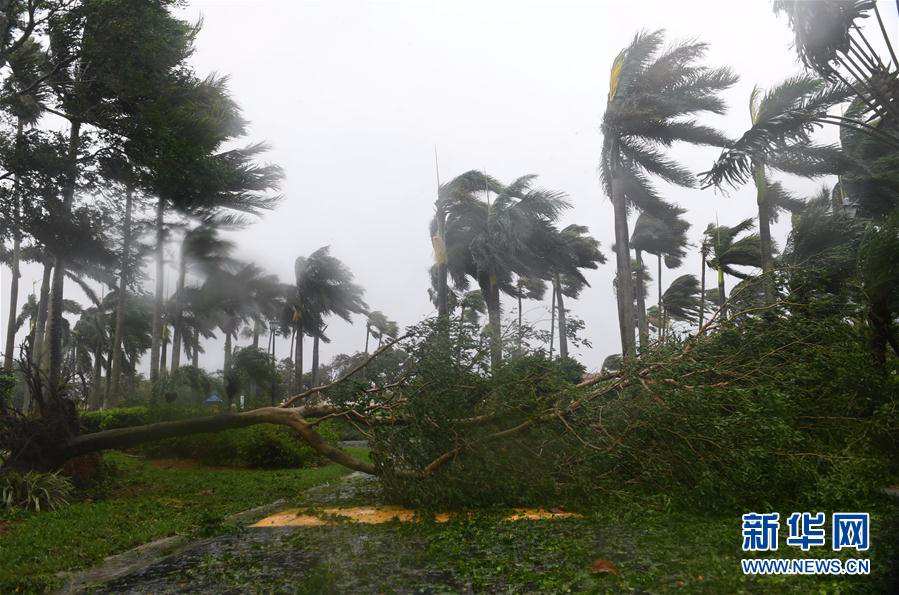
left=99, top=500, right=898, bottom=593
left=0, top=450, right=361, bottom=592
left=2, top=446, right=897, bottom=593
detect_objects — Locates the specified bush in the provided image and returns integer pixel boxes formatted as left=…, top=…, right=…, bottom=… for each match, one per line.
left=1, top=471, right=74, bottom=512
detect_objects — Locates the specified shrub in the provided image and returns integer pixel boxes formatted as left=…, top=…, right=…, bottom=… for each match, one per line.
left=1, top=471, right=74, bottom=512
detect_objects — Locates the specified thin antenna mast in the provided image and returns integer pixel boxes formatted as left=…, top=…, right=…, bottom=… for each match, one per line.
left=434, top=146, right=441, bottom=188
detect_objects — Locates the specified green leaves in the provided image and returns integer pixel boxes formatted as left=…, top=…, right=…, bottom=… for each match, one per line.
left=701, top=76, right=850, bottom=190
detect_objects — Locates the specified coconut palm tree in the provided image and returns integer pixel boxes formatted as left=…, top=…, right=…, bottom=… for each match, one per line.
left=444, top=175, right=569, bottom=369
left=630, top=209, right=689, bottom=345
left=294, top=247, right=367, bottom=389
left=701, top=76, right=850, bottom=303
left=169, top=224, right=236, bottom=372
left=661, top=274, right=702, bottom=325
left=431, top=170, right=502, bottom=319
left=2, top=37, right=49, bottom=370
left=601, top=30, right=737, bottom=356
left=703, top=219, right=763, bottom=319
left=514, top=277, right=547, bottom=353
left=550, top=224, right=605, bottom=359
left=144, top=73, right=283, bottom=383
left=364, top=310, right=398, bottom=353
left=200, top=263, right=280, bottom=406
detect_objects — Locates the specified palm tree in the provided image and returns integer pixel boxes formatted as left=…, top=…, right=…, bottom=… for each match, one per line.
left=169, top=224, right=236, bottom=373
left=144, top=73, right=283, bottom=383
left=431, top=171, right=502, bottom=319
left=514, top=277, right=546, bottom=352
left=201, top=263, right=280, bottom=406
left=444, top=175, right=569, bottom=369
left=2, top=37, right=48, bottom=370
left=294, top=247, right=367, bottom=389
left=772, top=0, right=899, bottom=142
left=601, top=30, right=737, bottom=356
left=630, top=209, right=689, bottom=345
left=703, top=219, right=762, bottom=319
left=550, top=224, right=605, bottom=359
left=364, top=310, right=398, bottom=353
left=701, top=76, right=849, bottom=303
left=661, top=274, right=702, bottom=328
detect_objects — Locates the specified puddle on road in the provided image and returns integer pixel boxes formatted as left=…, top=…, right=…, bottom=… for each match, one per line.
left=251, top=506, right=581, bottom=527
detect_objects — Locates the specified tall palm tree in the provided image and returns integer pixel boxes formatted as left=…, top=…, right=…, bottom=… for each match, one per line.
left=364, top=310, right=398, bottom=353
left=431, top=170, right=502, bottom=319
left=660, top=274, right=702, bottom=327
left=601, top=30, right=737, bottom=356
left=201, top=262, right=280, bottom=406
left=294, top=246, right=367, bottom=388
left=145, top=74, right=283, bottom=383
left=701, top=75, right=849, bottom=303
left=169, top=224, right=236, bottom=372
left=703, top=218, right=762, bottom=319
left=550, top=224, right=605, bottom=359
left=630, top=209, right=689, bottom=345
left=444, top=175, right=569, bottom=369
left=514, top=277, right=546, bottom=352
left=2, top=37, right=48, bottom=370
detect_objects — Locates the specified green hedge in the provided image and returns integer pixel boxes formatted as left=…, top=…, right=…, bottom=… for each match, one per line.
left=78, top=406, right=340, bottom=469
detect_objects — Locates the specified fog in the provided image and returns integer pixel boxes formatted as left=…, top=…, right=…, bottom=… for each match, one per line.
left=5, top=0, right=891, bottom=375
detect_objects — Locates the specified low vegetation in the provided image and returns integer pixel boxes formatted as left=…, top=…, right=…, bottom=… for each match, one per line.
left=0, top=451, right=363, bottom=592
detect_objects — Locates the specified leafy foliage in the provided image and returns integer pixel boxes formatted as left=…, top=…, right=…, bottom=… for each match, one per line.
left=1, top=470, right=73, bottom=512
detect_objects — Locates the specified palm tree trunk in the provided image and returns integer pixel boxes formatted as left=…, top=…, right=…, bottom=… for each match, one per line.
left=611, top=172, right=636, bottom=357
left=486, top=275, right=502, bottom=370
left=47, top=119, right=81, bottom=408
left=517, top=283, right=523, bottom=352
left=548, top=283, right=556, bottom=358
left=364, top=322, right=370, bottom=354
left=635, top=250, right=648, bottom=349
left=159, top=326, right=168, bottom=378
left=555, top=275, right=569, bottom=360
left=435, top=209, right=448, bottom=318
left=192, top=328, right=199, bottom=368
left=270, top=329, right=277, bottom=405
left=108, top=183, right=134, bottom=407
left=311, top=333, right=320, bottom=388
left=456, top=304, right=465, bottom=362
left=32, top=259, right=52, bottom=370
left=657, top=253, right=663, bottom=312
left=3, top=119, right=24, bottom=370
left=717, top=265, right=727, bottom=320
left=104, top=343, right=111, bottom=401
left=150, top=197, right=165, bottom=382
left=295, top=324, right=304, bottom=391
left=753, top=163, right=774, bottom=304
left=252, top=322, right=259, bottom=349
left=170, top=242, right=186, bottom=373
left=223, top=330, right=232, bottom=407
left=88, top=345, right=103, bottom=410
left=699, top=248, right=706, bottom=330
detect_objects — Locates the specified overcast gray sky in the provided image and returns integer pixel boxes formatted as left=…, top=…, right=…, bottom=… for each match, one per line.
left=3, top=1, right=895, bottom=376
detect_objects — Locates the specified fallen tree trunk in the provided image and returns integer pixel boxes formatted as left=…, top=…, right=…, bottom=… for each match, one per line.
left=65, top=404, right=377, bottom=474
left=4, top=336, right=412, bottom=476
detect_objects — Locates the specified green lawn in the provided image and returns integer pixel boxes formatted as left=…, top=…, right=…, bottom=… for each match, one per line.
left=0, top=451, right=362, bottom=592
left=2, top=449, right=896, bottom=594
